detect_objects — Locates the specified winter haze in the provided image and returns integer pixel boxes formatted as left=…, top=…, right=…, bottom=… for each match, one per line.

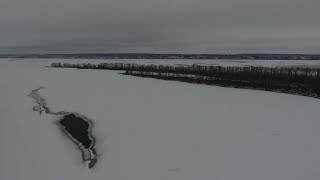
left=1, top=1, right=320, bottom=179
left=1, top=0, right=320, bottom=53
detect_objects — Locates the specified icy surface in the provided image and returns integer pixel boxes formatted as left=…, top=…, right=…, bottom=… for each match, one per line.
left=1, top=59, right=320, bottom=180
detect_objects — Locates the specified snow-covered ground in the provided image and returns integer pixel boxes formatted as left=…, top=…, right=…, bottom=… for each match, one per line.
left=1, top=59, right=320, bottom=180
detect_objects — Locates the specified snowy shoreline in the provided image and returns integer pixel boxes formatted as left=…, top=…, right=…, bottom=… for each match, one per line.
left=50, top=62, right=320, bottom=99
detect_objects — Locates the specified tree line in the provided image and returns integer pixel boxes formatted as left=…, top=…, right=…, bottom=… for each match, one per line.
left=51, top=62, right=320, bottom=98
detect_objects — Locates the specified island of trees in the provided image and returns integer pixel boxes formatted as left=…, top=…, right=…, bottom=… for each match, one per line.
left=51, top=62, right=320, bottom=98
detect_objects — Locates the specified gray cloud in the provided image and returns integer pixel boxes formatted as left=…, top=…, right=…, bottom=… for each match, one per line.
left=0, top=0, right=320, bottom=53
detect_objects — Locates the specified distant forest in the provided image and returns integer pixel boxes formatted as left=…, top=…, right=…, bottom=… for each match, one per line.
left=51, top=62, right=320, bottom=98
left=3, top=53, right=320, bottom=60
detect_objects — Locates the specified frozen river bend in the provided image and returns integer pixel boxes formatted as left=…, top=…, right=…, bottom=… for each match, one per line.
left=1, top=59, right=320, bottom=180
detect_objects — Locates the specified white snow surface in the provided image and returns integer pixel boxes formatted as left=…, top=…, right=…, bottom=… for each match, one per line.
left=1, top=59, right=320, bottom=180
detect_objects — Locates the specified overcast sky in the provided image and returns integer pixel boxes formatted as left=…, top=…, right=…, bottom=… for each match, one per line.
left=0, top=0, right=320, bottom=53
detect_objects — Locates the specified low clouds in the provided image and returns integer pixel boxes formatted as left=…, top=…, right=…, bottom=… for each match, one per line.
left=1, top=0, right=320, bottom=53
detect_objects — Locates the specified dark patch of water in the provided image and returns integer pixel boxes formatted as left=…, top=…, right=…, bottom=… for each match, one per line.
left=59, top=114, right=93, bottom=149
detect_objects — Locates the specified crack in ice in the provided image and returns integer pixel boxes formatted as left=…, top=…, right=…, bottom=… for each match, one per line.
left=28, top=87, right=98, bottom=169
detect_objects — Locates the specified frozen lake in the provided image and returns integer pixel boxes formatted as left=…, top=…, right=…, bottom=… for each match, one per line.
left=1, top=59, right=320, bottom=180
